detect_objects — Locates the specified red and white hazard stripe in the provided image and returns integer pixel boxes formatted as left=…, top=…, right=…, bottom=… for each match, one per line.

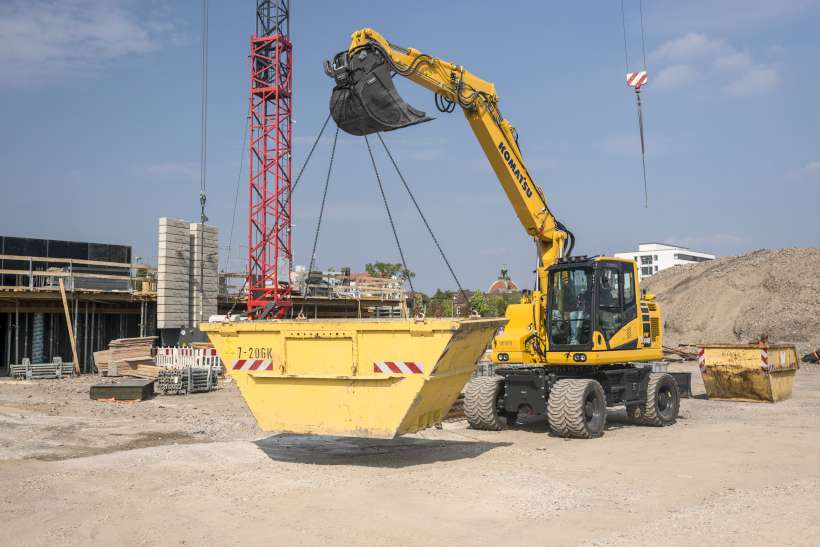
left=697, top=348, right=705, bottom=372
left=626, top=70, right=648, bottom=88
left=232, top=359, right=273, bottom=371
left=373, top=361, right=424, bottom=374
left=760, top=346, right=770, bottom=373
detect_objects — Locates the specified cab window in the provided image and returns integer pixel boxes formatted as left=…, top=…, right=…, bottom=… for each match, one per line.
left=622, top=262, right=637, bottom=322
left=598, top=267, right=624, bottom=340
left=598, top=264, right=637, bottom=340
left=549, top=268, right=592, bottom=346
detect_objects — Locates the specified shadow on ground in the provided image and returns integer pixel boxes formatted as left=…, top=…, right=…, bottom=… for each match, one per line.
left=510, top=410, right=630, bottom=435
left=254, top=433, right=511, bottom=468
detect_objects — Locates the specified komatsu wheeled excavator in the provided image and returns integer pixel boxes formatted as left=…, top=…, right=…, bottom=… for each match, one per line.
left=325, top=28, right=679, bottom=438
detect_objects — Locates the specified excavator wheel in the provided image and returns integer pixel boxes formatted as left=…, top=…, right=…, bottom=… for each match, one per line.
left=464, top=376, right=505, bottom=431
left=626, top=372, right=680, bottom=426
left=547, top=379, right=607, bottom=439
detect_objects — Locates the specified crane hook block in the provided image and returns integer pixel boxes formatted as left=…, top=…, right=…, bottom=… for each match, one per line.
left=324, top=45, right=432, bottom=136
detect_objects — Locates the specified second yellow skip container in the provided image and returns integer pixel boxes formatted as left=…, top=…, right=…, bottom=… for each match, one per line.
left=201, top=317, right=505, bottom=438
left=699, top=343, right=799, bottom=402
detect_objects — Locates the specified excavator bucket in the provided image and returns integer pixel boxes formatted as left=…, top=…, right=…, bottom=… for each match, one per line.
left=201, top=317, right=505, bottom=438
left=325, top=46, right=432, bottom=136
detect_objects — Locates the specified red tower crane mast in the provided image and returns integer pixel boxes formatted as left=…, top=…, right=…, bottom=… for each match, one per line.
left=247, top=0, right=292, bottom=318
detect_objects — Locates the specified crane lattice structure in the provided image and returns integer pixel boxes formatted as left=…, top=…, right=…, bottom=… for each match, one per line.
left=248, top=0, right=292, bottom=318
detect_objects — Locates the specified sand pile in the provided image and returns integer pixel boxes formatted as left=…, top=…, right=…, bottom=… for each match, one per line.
left=642, top=247, right=820, bottom=355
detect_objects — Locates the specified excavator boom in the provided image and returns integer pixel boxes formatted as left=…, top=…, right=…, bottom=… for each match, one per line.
left=325, top=28, right=568, bottom=275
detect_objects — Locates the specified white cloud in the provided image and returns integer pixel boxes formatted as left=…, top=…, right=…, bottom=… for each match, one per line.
left=650, top=32, right=778, bottom=97
left=803, top=161, right=820, bottom=175
left=714, top=51, right=753, bottom=71
left=722, top=66, right=778, bottom=96
left=651, top=33, right=724, bottom=61
left=0, top=0, right=174, bottom=87
left=654, top=64, right=698, bottom=89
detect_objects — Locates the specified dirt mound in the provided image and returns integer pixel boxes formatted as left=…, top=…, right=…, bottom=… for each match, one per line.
left=642, top=247, right=820, bottom=355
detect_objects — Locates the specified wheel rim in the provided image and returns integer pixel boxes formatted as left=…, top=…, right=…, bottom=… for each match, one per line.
left=657, top=383, right=677, bottom=420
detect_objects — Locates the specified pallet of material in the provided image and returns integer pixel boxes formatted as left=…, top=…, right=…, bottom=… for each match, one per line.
left=116, top=357, right=161, bottom=379
left=10, top=358, right=75, bottom=380
left=93, top=350, right=110, bottom=374
left=106, top=336, right=157, bottom=377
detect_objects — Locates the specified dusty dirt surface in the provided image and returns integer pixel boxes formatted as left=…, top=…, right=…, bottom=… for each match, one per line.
left=2, top=366, right=820, bottom=546
left=642, top=247, right=820, bottom=356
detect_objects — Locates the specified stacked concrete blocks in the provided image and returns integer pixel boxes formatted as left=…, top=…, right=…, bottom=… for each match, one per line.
left=157, top=218, right=191, bottom=329
left=189, top=223, right=219, bottom=324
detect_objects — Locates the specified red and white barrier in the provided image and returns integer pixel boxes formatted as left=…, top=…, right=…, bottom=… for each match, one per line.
left=156, top=347, right=222, bottom=369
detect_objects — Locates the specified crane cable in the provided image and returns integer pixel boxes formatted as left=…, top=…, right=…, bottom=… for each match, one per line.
left=375, top=132, right=468, bottom=308
left=308, top=126, right=340, bottom=275
left=224, top=103, right=249, bottom=273
left=364, top=135, right=416, bottom=298
left=621, top=0, right=650, bottom=208
left=198, top=0, right=209, bottom=323
left=292, top=113, right=332, bottom=193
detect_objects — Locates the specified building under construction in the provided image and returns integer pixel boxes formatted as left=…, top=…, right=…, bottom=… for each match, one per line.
left=0, top=236, right=154, bottom=376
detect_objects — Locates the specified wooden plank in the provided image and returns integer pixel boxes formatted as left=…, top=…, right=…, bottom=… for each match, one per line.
left=58, top=279, right=81, bottom=375
left=0, top=254, right=152, bottom=270
left=0, top=269, right=131, bottom=281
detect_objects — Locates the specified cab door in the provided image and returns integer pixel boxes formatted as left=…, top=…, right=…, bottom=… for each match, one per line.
left=594, top=261, right=638, bottom=350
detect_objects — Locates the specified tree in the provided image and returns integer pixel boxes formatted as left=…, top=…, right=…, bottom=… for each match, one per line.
left=426, top=289, right=454, bottom=317
left=486, top=292, right=521, bottom=317
left=468, top=290, right=492, bottom=317
left=365, top=262, right=415, bottom=282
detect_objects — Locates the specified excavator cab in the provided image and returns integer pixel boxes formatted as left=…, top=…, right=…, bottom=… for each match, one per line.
left=324, top=44, right=432, bottom=136
left=546, top=257, right=641, bottom=355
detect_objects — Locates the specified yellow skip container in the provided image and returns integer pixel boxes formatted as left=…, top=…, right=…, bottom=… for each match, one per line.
left=699, top=344, right=799, bottom=402
left=200, top=317, right=505, bottom=438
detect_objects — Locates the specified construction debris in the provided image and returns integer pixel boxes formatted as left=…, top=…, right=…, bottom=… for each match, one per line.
left=802, top=348, right=820, bottom=365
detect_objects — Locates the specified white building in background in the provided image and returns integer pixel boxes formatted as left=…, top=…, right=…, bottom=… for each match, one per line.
left=614, top=243, right=715, bottom=280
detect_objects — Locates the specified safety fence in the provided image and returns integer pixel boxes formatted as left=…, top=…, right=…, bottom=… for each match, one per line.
left=155, top=347, right=222, bottom=370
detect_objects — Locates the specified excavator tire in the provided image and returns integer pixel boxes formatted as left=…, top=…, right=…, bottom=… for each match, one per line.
left=626, top=372, right=680, bottom=426
left=464, top=376, right=505, bottom=431
left=547, top=379, right=606, bottom=439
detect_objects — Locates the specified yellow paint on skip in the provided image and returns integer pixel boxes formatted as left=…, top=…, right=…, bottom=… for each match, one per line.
left=200, top=318, right=505, bottom=438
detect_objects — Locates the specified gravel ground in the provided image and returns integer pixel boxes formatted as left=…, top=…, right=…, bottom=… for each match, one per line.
left=1, top=364, right=819, bottom=546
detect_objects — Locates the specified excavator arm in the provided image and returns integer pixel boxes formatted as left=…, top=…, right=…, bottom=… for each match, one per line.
left=325, top=28, right=571, bottom=282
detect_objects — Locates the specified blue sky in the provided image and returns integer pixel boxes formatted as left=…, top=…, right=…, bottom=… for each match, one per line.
left=1, top=0, right=818, bottom=293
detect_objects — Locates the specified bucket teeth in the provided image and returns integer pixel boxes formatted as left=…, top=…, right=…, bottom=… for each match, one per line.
left=327, top=46, right=432, bottom=136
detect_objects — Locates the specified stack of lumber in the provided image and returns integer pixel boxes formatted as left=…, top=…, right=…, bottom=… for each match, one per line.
left=107, top=337, right=158, bottom=378
left=93, top=350, right=110, bottom=374
left=118, top=357, right=161, bottom=379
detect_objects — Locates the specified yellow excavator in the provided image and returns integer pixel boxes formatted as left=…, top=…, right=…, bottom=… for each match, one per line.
left=325, top=28, right=680, bottom=438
